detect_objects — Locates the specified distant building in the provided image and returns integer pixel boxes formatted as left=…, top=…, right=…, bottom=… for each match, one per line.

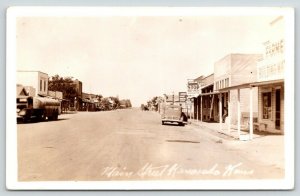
left=81, top=92, right=98, bottom=111
left=73, top=79, right=83, bottom=99
left=71, top=79, right=83, bottom=111
left=17, top=70, right=49, bottom=97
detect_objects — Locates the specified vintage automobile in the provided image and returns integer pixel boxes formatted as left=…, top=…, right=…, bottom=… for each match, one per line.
left=161, top=104, right=188, bottom=126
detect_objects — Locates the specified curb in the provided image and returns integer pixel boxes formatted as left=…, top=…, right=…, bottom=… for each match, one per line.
left=189, top=121, right=236, bottom=143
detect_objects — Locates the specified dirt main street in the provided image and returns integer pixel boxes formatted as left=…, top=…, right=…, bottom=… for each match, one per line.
left=17, top=108, right=284, bottom=181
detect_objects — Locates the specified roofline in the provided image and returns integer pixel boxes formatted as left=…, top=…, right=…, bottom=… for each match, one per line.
left=270, top=16, right=284, bottom=26
left=17, top=70, right=48, bottom=75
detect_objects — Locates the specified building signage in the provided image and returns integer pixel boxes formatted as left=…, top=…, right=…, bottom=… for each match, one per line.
left=179, top=92, right=187, bottom=102
left=187, top=81, right=201, bottom=97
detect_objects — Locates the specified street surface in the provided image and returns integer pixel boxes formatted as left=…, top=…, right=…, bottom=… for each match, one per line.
left=17, top=108, right=284, bottom=181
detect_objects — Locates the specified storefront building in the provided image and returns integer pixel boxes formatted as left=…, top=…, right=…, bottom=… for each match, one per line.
left=198, top=74, right=217, bottom=122
left=187, top=76, right=203, bottom=119
left=214, top=53, right=262, bottom=127
left=255, top=16, right=285, bottom=134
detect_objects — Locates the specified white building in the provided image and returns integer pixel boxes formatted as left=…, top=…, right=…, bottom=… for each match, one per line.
left=17, top=71, right=49, bottom=97
left=255, top=16, right=285, bottom=134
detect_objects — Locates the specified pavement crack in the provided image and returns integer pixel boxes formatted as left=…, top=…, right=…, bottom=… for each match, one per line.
left=166, top=139, right=200, bottom=144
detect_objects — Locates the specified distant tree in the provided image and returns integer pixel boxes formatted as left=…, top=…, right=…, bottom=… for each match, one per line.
left=99, top=97, right=111, bottom=111
left=48, top=75, right=77, bottom=101
left=145, top=96, right=159, bottom=111
left=96, top=94, right=103, bottom=102
left=125, top=99, right=132, bottom=108
left=109, top=96, right=120, bottom=109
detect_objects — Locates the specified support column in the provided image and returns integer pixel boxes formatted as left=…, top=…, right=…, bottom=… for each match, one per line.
left=200, top=96, right=203, bottom=122
left=196, top=97, right=198, bottom=121
left=237, top=89, right=241, bottom=139
left=219, top=93, right=222, bottom=131
left=249, top=87, right=253, bottom=140
left=227, top=92, right=231, bottom=133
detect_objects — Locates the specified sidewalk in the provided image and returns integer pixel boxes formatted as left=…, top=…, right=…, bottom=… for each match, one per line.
left=189, top=119, right=285, bottom=169
left=190, top=119, right=266, bottom=140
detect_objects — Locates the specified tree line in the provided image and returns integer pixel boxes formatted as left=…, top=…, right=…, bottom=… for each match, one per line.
left=48, top=74, right=132, bottom=111
left=142, top=96, right=160, bottom=111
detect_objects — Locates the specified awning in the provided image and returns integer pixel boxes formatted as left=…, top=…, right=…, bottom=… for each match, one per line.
left=218, top=83, right=252, bottom=92
left=187, top=94, right=200, bottom=99
left=250, top=79, right=284, bottom=87
left=200, top=91, right=221, bottom=96
left=218, top=79, right=284, bottom=92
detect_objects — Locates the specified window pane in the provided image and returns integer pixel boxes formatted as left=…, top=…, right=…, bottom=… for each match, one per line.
left=262, top=92, right=272, bottom=119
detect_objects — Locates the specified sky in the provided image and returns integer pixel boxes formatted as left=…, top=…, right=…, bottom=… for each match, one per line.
left=16, top=15, right=276, bottom=107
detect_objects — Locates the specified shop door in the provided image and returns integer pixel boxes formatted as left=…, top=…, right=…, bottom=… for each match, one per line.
left=275, top=89, right=281, bottom=129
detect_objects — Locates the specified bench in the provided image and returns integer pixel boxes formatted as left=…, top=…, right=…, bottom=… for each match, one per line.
left=253, top=122, right=268, bottom=132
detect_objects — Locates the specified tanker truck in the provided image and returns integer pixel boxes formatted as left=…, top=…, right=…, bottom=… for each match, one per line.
left=17, top=95, right=61, bottom=122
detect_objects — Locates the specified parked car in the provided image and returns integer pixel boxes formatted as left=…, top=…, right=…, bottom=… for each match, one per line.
left=161, top=105, right=188, bottom=126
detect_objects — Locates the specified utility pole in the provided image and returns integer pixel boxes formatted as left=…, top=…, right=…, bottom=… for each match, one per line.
left=172, top=91, right=175, bottom=105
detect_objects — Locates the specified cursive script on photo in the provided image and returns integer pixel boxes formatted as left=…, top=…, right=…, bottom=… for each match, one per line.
left=101, top=162, right=254, bottom=178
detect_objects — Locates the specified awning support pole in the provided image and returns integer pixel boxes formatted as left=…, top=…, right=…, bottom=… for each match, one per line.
left=237, top=89, right=241, bottom=139
left=227, top=92, right=231, bottom=133
left=219, top=93, right=222, bottom=131
left=200, top=96, right=203, bottom=122
left=196, top=97, right=198, bottom=121
left=250, top=87, right=253, bottom=140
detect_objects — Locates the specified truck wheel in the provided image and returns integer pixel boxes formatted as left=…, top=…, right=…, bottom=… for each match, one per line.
left=22, top=116, right=28, bottom=123
left=39, top=112, right=46, bottom=121
left=53, top=112, right=58, bottom=120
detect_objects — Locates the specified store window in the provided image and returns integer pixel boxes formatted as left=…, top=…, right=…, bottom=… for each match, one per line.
left=40, top=80, right=42, bottom=91
left=262, top=92, right=272, bottom=119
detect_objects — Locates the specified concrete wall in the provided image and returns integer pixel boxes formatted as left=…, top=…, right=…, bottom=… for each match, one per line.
left=214, top=54, right=262, bottom=91
left=230, top=54, right=262, bottom=86
left=214, top=55, right=231, bottom=81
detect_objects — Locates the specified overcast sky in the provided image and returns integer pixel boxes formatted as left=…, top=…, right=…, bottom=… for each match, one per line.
left=16, top=15, right=275, bottom=106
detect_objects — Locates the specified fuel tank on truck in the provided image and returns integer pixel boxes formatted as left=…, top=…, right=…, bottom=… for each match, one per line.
left=32, top=97, right=61, bottom=109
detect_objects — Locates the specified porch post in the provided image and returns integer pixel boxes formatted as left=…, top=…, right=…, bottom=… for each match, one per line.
left=196, top=97, right=198, bottom=121
left=219, top=93, right=222, bottom=131
left=237, top=88, right=241, bottom=139
left=200, top=96, right=203, bottom=121
left=227, top=92, right=231, bottom=133
left=249, top=86, right=253, bottom=140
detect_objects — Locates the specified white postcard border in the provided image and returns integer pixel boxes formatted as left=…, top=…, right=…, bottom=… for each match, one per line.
left=6, top=6, right=295, bottom=190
